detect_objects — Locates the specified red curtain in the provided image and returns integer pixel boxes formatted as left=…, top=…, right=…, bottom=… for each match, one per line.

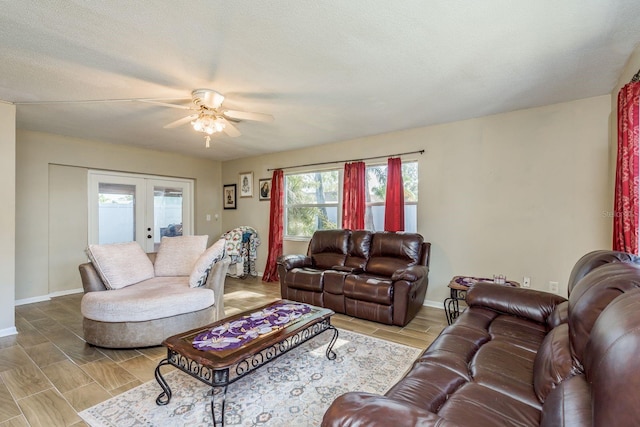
left=342, top=162, right=366, bottom=230
left=613, top=82, right=640, bottom=254
left=262, top=170, right=284, bottom=282
left=384, top=157, right=405, bottom=232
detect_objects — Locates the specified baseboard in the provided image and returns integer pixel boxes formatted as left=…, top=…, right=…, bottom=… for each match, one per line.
left=15, top=287, right=84, bottom=306
left=49, top=288, right=84, bottom=298
left=0, top=327, right=18, bottom=337
left=15, top=295, right=51, bottom=306
left=423, top=299, right=444, bottom=310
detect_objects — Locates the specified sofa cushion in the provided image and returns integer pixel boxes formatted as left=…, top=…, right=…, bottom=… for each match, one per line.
left=309, top=229, right=350, bottom=269
left=81, top=276, right=215, bottom=322
left=189, top=238, right=226, bottom=287
left=345, top=230, right=373, bottom=269
left=284, top=268, right=324, bottom=292
left=366, top=232, right=423, bottom=277
left=86, top=242, right=154, bottom=290
left=154, top=235, right=208, bottom=277
left=344, top=275, right=393, bottom=305
left=533, top=324, right=575, bottom=402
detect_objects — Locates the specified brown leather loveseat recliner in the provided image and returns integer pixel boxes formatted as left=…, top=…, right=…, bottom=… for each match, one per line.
left=277, top=229, right=430, bottom=326
left=322, top=250, right=640, bottom=426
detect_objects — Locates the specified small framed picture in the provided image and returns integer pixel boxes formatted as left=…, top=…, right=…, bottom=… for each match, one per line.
left=259, top=178, right=271, bottom=201
left=223, top=184, right=237, bottom=209
left=239, top=172, right=253, bottom=198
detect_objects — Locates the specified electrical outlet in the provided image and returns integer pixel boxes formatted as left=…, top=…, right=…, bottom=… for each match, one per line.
left=522, top=276, right=531, bottom=288
left=549, top=281, right=559, bottom=293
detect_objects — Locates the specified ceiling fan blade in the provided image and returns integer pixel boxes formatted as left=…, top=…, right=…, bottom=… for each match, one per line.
left=139, top=99, right=194, bottom=110
left=164, top=114, right=198, bottom=129
left=221, top=118, right=241, bottom=137
left=223, top=109, right=274, bottom=122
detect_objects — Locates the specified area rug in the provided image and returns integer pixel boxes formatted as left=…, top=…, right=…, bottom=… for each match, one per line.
left=80, top=329, right=421, bottom=427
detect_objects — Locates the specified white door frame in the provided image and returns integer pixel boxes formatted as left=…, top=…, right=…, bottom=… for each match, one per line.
left=88, top=170, right=194, bottom=252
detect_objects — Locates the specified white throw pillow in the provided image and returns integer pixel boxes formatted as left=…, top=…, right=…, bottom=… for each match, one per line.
left=86, top=242, right=155, bottom=290
left=154, top=235, right=209, bottom=277
left=189, top=238, right=226, bottom=287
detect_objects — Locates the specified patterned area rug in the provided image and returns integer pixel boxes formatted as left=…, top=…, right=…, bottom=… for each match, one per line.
left=80, top=329, right=421, bottom=427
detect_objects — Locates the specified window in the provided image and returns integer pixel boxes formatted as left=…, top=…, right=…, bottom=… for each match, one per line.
left=365, top=161, right=418, bottom=232
left=285, top=170, right=340, bottom=238
left=283, top=161, right=418, bottom=238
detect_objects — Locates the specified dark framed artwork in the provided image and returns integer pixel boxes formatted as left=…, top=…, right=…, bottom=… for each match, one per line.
left=239, top=171, right=253, bottom=198
left=259, top=178, right=271, bottom=201
left=223, top=184, right=237, bottom=209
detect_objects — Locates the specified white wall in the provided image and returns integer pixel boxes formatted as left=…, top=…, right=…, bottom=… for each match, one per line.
left=222, top=95, right=612, bottom=304
left=16, top=130, right=223, bottom=300
left=0, top=103, right=16, bottom=335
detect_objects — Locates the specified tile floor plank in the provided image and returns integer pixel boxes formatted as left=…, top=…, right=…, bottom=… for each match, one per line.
left=17, top=389, right=81, bottom=427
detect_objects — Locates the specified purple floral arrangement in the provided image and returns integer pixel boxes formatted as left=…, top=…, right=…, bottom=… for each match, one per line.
left=192, top=302, right=312, bottom=351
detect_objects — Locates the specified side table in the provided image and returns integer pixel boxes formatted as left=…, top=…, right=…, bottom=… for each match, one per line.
left=444, top=276, right=520, bottom=324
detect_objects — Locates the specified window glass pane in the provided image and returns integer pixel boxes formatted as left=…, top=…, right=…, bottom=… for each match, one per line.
left=285, top=170, right=339, bottom=237
left=286, top=206, right=338, bottom=236
left=154, top=186, right=183, bottom=250
left=286, top=171, right=339, bottom=204
left=98, top=183, right=135, bottom=244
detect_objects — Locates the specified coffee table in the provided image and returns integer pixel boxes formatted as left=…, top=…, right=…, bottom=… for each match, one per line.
left=154, top=299, right=338, bottom=426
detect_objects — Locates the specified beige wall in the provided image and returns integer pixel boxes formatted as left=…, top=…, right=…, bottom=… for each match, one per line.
left=0, top=103, right=16, bottom=334
left=16, top=130, right=223, bottom=300
left=222, top=95, right=612, bottom=304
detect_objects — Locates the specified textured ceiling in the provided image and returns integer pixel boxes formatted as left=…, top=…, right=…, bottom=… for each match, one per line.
left=1, top=1, right=639, bottom=160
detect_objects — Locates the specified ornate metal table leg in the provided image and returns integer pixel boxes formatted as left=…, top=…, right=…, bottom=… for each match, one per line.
left=325, top=326, right=339, bottom=360
left=155, top=359, right=172, bottom=405
left=211, top=385, right=228, bottom=427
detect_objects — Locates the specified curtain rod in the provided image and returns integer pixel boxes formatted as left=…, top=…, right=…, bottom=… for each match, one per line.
left=632, top=69, right=640, bottom=83
left=267, top=150, right=424, bottom=172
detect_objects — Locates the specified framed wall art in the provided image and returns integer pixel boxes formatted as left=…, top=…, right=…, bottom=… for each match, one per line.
left=259, top=178, right=271, bottom=201
left=223, top=184, right=237, bottom=209
left=239, top=171, right=253, bottom=198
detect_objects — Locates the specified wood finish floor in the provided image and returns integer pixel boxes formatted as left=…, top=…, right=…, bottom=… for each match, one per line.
left=0, top=277, right=446, bottom=427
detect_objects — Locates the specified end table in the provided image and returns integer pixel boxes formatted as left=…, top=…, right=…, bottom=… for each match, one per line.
left=444, top=276, right=520, bottom=324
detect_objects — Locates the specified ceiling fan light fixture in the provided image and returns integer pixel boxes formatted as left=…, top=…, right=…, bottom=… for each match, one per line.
left=191, top=114, right=226, bottom=135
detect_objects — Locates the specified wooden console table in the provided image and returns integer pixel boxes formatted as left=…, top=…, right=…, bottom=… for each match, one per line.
left=444, top=276, right=520, bottom=324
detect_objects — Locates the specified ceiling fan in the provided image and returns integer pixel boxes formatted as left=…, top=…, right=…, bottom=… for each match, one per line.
left=140, top=89, right=274, bottom=147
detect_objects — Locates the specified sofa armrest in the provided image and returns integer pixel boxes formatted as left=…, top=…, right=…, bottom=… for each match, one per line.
left=277, top=254, right=311, bottom=270
left=331, top=265, right=364, bottom=274
left=321, top=392, right=456, bottom=427
left=78, top=262, right=108, bottom=293
left=391, top=265, right=428, bottom=282
left=203, top=256, right=231, bottom=321
left=466, top=282, right=567, bottom=324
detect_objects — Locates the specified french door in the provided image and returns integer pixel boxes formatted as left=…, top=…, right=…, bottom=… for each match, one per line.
left=88, top=171, right=194, bottom=252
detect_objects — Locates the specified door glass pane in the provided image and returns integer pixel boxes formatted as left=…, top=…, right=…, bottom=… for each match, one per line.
left=154, top=186, right=183, bottom=251
left=98, top=183, right=135, bottom=244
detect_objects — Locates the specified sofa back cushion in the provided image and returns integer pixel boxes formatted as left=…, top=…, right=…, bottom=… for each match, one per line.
left=566, top=249, right=640, bottom=296
left=189, top=238, right=226, bottom=287
left=533, top=323, right=576, bottom=402
left=582, top=288, right=640, bottom=426
left=308, top=229, right=350, bottom=269
left=86, top=241, right=154, bottom=290
left=154, top=235, right=209, bottom=277
left=345, top=230, right=373, bottom=269
left=568, top=262, right=640, bottom=364
left=365, top=232, right=423, bottom=277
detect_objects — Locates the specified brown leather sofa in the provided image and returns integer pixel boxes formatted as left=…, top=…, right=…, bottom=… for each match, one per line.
left=277, top=230, right=430, bottom=326
left=322, top=250, right=640, bottom=426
